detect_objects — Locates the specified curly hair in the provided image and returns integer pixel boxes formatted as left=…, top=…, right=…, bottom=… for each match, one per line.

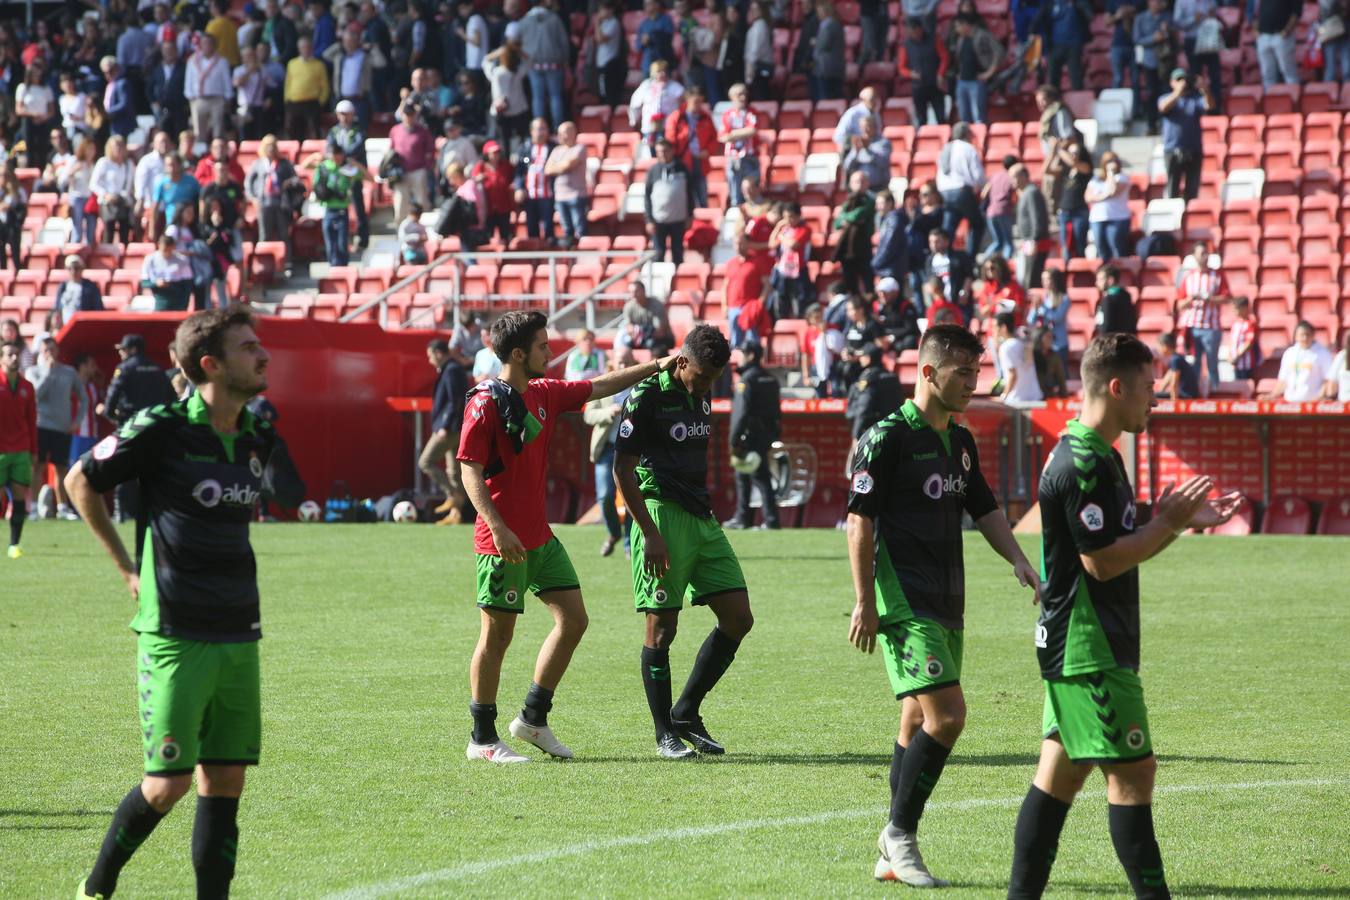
left=682, top=324, right=731, bottom=369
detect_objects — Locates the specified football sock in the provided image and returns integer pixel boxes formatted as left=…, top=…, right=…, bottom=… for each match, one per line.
left=191, top=795, right=240, bottom=900
left=469, top=702, right=499, bottom=744
left=520, top=681, right=553, bottom=727
left=9, top=497, right=25, bottom=545
left=887, top=741, right=906, bottom=823
left=671, top=628, right=740, bottom=721
left=891, top=728, right=951, bottom=833
left=640, top=646, right=675, bottom=735
left=86, top=785, right=167, bottom=896
left=1108, top=803, right=1170, bottom=900
left=1007, top=785, right=1071, bottom=900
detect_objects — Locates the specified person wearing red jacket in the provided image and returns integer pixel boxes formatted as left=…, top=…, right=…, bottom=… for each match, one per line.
left=663, top=83, right=718, bottom=209
left=0, top=339, right=37, bottom=559
left=192, top=137, right=246, bottom=185
left=471, top=140, right=517, bottom=245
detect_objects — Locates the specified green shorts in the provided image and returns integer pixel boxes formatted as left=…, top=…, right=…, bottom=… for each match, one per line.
left=1043, top=667, right=1153, bottom=764
left=0, top=451, right=32, bottom=487
left=475, top=536, right=580, bottom=613
left=136, top=632, right=261, bottom=775
left=878, top=617, right=963, bottom=699
left=631, top=499, right=747, bottom=612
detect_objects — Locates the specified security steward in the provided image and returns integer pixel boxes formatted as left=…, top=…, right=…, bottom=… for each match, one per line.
left=98, top=333, right=176, bottom=524
left=724, top=341, right=781, bottom=530
left=845, top=343, right=903, bottom=470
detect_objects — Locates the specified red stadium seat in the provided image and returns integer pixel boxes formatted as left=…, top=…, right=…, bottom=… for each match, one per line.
left=1227, top=114, right=1265, bottom=145
left=1300, top=253, right=1340, bottom=295
left=1140, top=257, right=1179, bottom=288
left=1264, top=113, right=1304, bottom=144
left=1220, top=200, right=1259, bottom=232
left=1304, top=110, right=1342, bottom=142
left=1297, top=284, right=1339, bottom=323
left=1261, top=495, right=1312, bottom=535
left=1262, top=224, right=1301, bottom=257
left=1222, top=225, right=1260, bottom=259
left=1225, top=143, right=1261, bottom=170
left=1301, top=83, right=1339, bottom=114
left=1300, top=195, right=1341, bottom=229
left=1316, top=497, right=1350, bottom=535
left=1261, top=84, right=1300, bottom=116
left=1221, top=256, right=1257, bottom=294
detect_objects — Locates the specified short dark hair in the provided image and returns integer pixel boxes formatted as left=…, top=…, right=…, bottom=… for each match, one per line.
left=928, top=227, right=949, bottom=240
left=682, top=323, right=731, bottom=369
left=175, top=304, right=258, bottom=384
left=1002, top=153, right=1018, bottom=168
left=919, top=323, right=983, bottom=365
left=1098, top=262, right=1120, bottom=284
left=995, top=312, right=1016, bottom=332
left=1080, top=333, right=1154, bottom=397
left=73, top=351, right=92, bottom=367
left=491, top=310, right=548, bottom=362
left=0, top=340, right=20, bottom=356
left=427, top=338, right=450, bottom=354
left=1295, top=319, right=1314, bottom=333
left=1232, top=295, right=1250, bottom=310
left=1158, top=331, right=1178, bottom=349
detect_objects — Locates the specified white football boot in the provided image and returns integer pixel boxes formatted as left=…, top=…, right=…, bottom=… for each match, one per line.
left=508, top=716, right=574, bottom=759
left=876, top=824, right=949, bottom=887
left=465, top=739, right=530, bottom=764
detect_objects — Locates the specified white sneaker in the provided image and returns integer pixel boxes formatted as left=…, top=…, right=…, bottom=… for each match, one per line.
left=57, top=504, right=79, bottom=521
left=36, top=485, right=55, bottom=519
left=876, top=825, right=949, bottom=887
left=465, top=739, right=530, bottom=764
left=508, top=716, right=573, bottom=759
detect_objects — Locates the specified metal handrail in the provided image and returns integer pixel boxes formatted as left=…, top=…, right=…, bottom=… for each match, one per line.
left=339, top=249, right=459, bottom=326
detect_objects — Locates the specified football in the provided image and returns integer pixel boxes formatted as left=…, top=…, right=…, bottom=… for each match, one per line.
left=392, top=500, right=418, bottom=523
left=297, top=500, right=321, bottom=522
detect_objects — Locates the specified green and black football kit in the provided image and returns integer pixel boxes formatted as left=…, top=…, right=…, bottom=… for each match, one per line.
left=847, top=400, right=998, bottom=699
left=79, top=393, right=304, bottom=774
left=616, top=369, right=746, bottom=611
left=1035, top=419, right=1151, bottom=763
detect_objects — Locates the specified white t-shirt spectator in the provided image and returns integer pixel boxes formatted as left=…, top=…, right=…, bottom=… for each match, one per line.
left=1276, top=342, right=1334, bottom=402
left=934, top=139, right=984, bottom=193
left=999, top=335, right=1044, bottom=403
left=60, top=93, right=89, bottom=134
left=1328, top=349, right=1350, bottom=401
left=17, top=83, right=54, bottom=119
left=596, top=17, right=622, bottom=68
left=473, top=346, right=502, bottom=381
left=464, top=14, right=489, bottom=70
left=1087, top=173, right=1131, bottom=222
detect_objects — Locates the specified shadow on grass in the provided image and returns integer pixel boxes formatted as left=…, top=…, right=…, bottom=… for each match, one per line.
left=561, top=752, right=1297, bottom=767
left=1032, top=883, right=1348, bottom=897
left=0, top=823, right=101, bottom=831
left=0, top=809, right=105, bottom=817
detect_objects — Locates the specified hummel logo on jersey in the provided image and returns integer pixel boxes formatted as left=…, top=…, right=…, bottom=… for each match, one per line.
left=923, top=472, right=967, bottom=500
left=193, top=478, right=261, bottom=509
left=669, top=421, right=711, bottom=442
left=912, top=451, right=938, bottom=460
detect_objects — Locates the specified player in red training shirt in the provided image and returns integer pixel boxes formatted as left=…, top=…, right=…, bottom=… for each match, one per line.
left=457, top=311, right=672, bottom=763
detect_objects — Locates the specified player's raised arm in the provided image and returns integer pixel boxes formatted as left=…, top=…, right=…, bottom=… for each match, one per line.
left=586, top=353, right=676, bottom=401
left=65, top=459, right=138, bottom=597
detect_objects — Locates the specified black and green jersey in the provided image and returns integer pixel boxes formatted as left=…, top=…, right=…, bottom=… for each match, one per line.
left=79, top=392, right=304, bottom=643
left=847, top=399, right=999, bottom=629
left=1035, top=419, right=1140, bottom=679
left=614, top=369, right=713, bottom=518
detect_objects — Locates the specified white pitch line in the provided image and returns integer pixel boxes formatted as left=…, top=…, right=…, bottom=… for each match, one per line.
left=323, top=777, right=1349, bottom=900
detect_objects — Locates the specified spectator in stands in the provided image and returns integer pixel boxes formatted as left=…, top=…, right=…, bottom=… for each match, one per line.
left=514, top=118, right=557, bottom=244
left=200, top=159, right=246, bottom=231
left=1228, top=296, right=1261, bottom=384
left=266, top=0, right=300, bottom=64
left=39, top=129, right=75, bottom=194
left=446, top=70, right=489, bottom=137
left=858, top=0, right=888, bottom=65
left=169, top=209, right=216, bottom=311
left=976, top=254, right=1026, bottom=330
left=842, top=116, right=892, bottom=193
left=63, top=139, right=98, bottom=245
left=185, top=35, right=232, bottom=144
left=996, top=314, right=1043, bottom=403
left=92, top=135, right=135, bottom=245
left=769, top=201, right=814, bottom=319
left=52, top=256, right=104, bottom=331
left=982, top=154, right=1017, bottom=262
left=735, top=287, right=775, bottom=346
left=904, top=183, right=945, bottom=298
left=565, top=330, right=607, bottom=381
left=833, top=87, right=884, bottom=152
left=25, top=336, right=83, bottom=519
left=284, top=36, right=329, bottom=140
left=898, top=17, right=949, bottom=127
left=519, top=0, right=570, bottom=127
left=950, top=14, right=1003, bottom=124
left=620, top=280, right=673, bottom=352
left=390, top=102, right=436, bottom=226
left=207, top=0, right=240, bottom=66
left=629, top=60, right=686, bottom=156
left=1095, top=262, right=1137, bottom=336
left=876, top=276, right=921, bottom=351
left=725, top=234, right=772, bottom=348
left=141, top=232, right=194, bottom=311
left=810, top=0, right=845, bottom=101
left=665, top=83, right=718, bottom=209
left=327, top=101, right=371, bottom=251
left=58, top=72, right=89, bottom=145
left=838, top=296, right=884, bottom=387
left=872, top=189, right=908, bottom=284
left=100, top=58, right=136, bottom=140
left=397, top=201, right=428, bottom=265
left=592, top=1, right=628, bottom=107
left=1264, top=322, right=1333, bottom=402
left=1326, top=331, right=1350, bottom=401
left=439, top=117, right=481, bottom=190
left=0, top=169, right=24, bottom=270
left=1175, top=240, right=1228, bottom=394
left=193, top=137, right=243, bottom=187
left=309, top=143, right=365, bottom=267
left=245, top=135, right=299, bottom=270
left=1160, top=69, right=1211, bottom=202
left=472, top=140, right=515, bottom=245
left=233, top=45, right=267, bottom=139
left=483, top=42, right=530, bottom=157
left=1107, top=3, right=1140, bottom=102
left=1155, top=332, right=1199, bottom=400
left=636, top=0, right=677, bottom=73
left=1033, top=326, right=1069, bottom=398
left=133, top=131, right=171, bottom=238
left=325, top=29, right=375, bottom=130
left=833, top=171, right=877, bottom=297
left=1035, top=0, right=1091, bottom=91
left=1034, top=84, right=1077, bottom=208
left=1133, top=0, right=1176, bottom=129
left=744, top=0, right=775, bottom=101
left=15, top=63, right=55, bottom=168
left=149, top=153, right=201, bottom=244
left=1085, top=151, right=1132, bottom=262
left=919, top=228, right=976, bottom=319
left=1011, top=163, right=1050, bottom=290
left=1027, top=269, right=1070, bottom=370
left=1050, top=136, right=1092, bottom=261
left=546, top=121, right=588, bottom=250
left=310, top=0, right=338, bottom=56
left=201, top=201, right=239, bottom=309
left=584, top=349, right=633, bottom=557
left=472, top=325, right=502, bottom=382
left=257, top=43, right=288, bottom=136
left=1254, top=0, right=1300, bottom=86
left=644, top=136, right=694, bottom=266
left=444, top=162, right=488, bottom=249
left=801, top=303, right=833, bottom=395
left=937, top=123, right=986, bottom=256
left=719, top=83, right=760, bottom=209
left=845, top=343, right=902, bottom=455
left=1320, top=0, right=1350, bottom=83
left=149, top=39, right=189, bottom=138
left=1175, top=0, right=1223, bottom=104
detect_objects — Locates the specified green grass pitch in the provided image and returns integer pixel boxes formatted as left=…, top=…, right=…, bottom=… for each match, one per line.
left=2, top=523, right=1347, bottom=898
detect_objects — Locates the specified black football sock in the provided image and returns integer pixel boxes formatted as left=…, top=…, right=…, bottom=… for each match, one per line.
left=9, top=497, right=25, bottom=545
left=469, top=701, right=499, bottom=744
left=1109, top=803, right=1170, bottom=900
left=671, top=628, right=740, bottom=721
left=520, top=681, right=553, bottom=727
left=191, top=795, right=240, bottom=900
left=1007, top=785, right=1071, bottom=900
left=887, top=741, right=906, bottom=824
left=891, top=728, right=952, bottom=833
left=640, top=646, right=675, bottom=736
left=86, top=785, right=168, bottom=896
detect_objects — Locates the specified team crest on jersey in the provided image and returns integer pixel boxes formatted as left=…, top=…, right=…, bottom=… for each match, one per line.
left=159, top=736, right=180, bottom=762
left=1122, top=502, right=1136, bottom=531
left=537, top=407, right=547, bottom=421
left=618, top=418, right=634, bottom=438
left=1125, top=725, right=1146, bottom=750
left=249, top=454, right=263, bottom=478
left=852, top=471, right=874, bottom=494
left=961, top=449, right=971, bottom=472
left=1079, top=503, right=1105, bottom=532
left=93, top=434, right=118, bottom=460
left=924, top=657, right=944, bottom=678
left=702, top=398, right=711, bottom=414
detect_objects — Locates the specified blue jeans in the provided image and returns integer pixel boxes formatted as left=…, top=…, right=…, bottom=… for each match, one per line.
left=809, top=76, right=843, bottom=102
left=528, top=67, right=566, bottom=128
left=322, top=207, right=349, bottom=266
left=523, top=197, right=555, bottom=241
left=690, top=167, right=708, bottom=209
left=69, top=200, right=97, bottom=244
left=1091, top=218, right=1131, bottom=261
left=727, top=306, right=744, bottom=348
left=595, top=444, right=628, bottom=546
left=941, top=187, right=985, bottom=255
left=1324, top=38, right=1350, bottom=82
left=954, top=79, right=988, bottom=124
left=1058, top=208, right=1088, bottom=260
left=555, top=198, right=587, bottom=242
left=986, top=213, right=1013, bottom=259
left=726, top=156, right=761, bottom=207
left=1189, top=326, right=1222, bottom=391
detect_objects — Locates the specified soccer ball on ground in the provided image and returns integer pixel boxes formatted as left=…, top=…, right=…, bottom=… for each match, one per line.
left=392, top=500, right=419, bottom=523
left=298, top=500, right=322, bottom=522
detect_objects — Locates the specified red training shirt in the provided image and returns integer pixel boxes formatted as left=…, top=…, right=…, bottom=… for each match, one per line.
left=0, top=373, right=37, bottom=455
left=724, top=253, right=772, bottom=311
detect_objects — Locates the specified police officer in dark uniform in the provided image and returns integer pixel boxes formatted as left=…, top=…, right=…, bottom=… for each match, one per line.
left=846, top=343, right=903, bottom=450
left=100, top=334, right=175, bottom=523
left=724, top=342, right=781, bottom=530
